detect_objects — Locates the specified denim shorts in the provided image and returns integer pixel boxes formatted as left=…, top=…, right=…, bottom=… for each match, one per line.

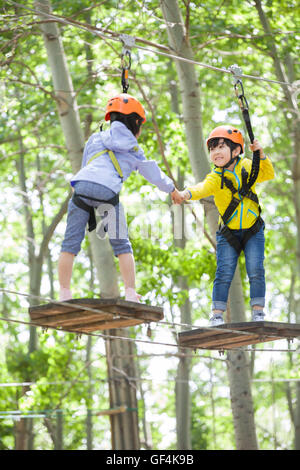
left=61, top=181, right=132, bottom=257
left=212, top=225, right=265, bottom=311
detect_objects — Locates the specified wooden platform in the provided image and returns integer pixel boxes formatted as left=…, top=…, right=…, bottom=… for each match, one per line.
left=28, top=298, right=164, bottom=334
left=178, top=321, right=300, bottom=351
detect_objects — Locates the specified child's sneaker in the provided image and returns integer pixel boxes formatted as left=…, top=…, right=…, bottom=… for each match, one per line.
left=125, top=287, right=141, bottom=303
left=252, top=310, right=265, bottom=322
left=59, top=288, right=72, bottom=302
left=210, top=313, right=224, bottom=327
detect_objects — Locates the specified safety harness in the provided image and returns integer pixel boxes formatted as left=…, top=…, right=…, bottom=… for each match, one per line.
left=72, top=36, right=138, bottom=232
left=72, top=149, right=123, bottom=232
left=217, top=65, right=263, bottom=254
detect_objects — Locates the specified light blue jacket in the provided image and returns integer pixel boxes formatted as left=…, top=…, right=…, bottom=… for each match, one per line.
left=71, top=121, right=175, bottom=194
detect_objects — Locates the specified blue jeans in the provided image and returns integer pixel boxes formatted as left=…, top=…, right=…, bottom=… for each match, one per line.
left=61, top=181, right=132, bottom=257
left=212, top=225, right=265, bottom=311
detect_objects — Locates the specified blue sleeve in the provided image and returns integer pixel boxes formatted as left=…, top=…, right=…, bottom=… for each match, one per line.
left=136, top=158, right=175, bottom=193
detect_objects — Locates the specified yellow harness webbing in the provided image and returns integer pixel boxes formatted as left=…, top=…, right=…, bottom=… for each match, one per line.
left=87, top=149, right=123, bottom=179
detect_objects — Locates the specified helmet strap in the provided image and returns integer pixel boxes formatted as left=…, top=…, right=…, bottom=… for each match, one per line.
left=214, top=148, right=239, bottom=189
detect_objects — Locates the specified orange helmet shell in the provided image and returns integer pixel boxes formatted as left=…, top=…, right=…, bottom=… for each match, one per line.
left=206, top=125, right=244, bottom=154
left=105, top=93, right=146, bottom=123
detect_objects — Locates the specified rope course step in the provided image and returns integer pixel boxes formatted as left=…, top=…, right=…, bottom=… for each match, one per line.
left=28, top=298, right=164, bottom=333
left=178, top=321, right=300, bottom=351
left=0, top=289, right=299, bottom=353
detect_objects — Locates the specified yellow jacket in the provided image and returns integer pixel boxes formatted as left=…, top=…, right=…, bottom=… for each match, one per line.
left=187, top=156, right=275, bottom=230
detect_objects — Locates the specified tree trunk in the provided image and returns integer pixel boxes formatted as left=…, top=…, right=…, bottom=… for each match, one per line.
left=174, top=173, right=192, bottom=450
left=253, top=0, right=300, bottom=449
left=174, top=204, right=192, bottom=449
left=105, top=332, right=140, bottom=450
left=35, top=0, right=140, bottom=449
left=15, top=75, right=71, bottom=445
left=169, top=68, right=192, bottom=450
left=86, top=335, right=93, bottom=450
left=160, top=0, right=258, bottom=450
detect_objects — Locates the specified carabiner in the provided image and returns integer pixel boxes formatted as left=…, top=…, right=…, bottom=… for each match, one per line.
left=120, top=34, right=135, bottom=93
left=228, top=65, right=249, bottom=111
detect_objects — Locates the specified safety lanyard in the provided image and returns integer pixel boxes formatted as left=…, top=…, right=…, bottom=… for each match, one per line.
left=87, top=149, right=124, bottom=180
left=228, top=65, right=261, bottom=192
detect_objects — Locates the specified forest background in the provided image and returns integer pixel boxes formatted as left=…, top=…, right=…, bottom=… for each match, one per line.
left=0, top=0, right=299, bottom=451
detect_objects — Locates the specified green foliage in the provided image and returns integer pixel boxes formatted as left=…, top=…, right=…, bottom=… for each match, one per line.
left=0, top=0, right=299, bottom=451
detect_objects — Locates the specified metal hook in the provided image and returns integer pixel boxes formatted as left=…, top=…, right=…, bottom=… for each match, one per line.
left=120, top=34, right=135, bottom=93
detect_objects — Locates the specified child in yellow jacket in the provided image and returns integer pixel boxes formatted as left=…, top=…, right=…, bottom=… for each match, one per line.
left=172, top=125, right=275, bottom=326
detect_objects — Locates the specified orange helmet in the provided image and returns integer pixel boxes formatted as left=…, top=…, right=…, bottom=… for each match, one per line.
left=206, top=125, right=244, bottom=154
left=105, top=93, right=146, bottom=123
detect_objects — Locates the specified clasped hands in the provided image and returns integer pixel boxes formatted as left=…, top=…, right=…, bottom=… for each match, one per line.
left=171, top=188, right=190, bottom=205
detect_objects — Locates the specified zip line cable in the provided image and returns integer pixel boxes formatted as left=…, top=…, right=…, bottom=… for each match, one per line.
left=2, top=4, right=299, bottom=352
left=0, top=287, right=277, bottom=339
left=0, top=288, right=299, bottom=353
left=6, top=0, right=294, bottom=88
left=0, top=288, right=244, bottom=334
left=1, top=375, right=299, bottom=420
left=1, top=375, right=299, bottom=390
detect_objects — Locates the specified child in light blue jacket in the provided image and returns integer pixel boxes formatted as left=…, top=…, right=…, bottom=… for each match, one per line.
left=59, top=94, right=179, bottom=302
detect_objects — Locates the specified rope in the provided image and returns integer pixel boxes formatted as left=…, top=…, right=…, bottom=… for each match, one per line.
left=0, top=288, right=299, bottom=353
left=1, top=3, right=298, bottom=353
left=1, top=374, right=299, bottom=390
left=6, top=0, right=294, bottom=88
left=0, top=287, right=268, bottom=338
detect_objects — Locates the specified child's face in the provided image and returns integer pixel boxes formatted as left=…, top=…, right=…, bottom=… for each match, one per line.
left=209, top=138, right=239, bottom=167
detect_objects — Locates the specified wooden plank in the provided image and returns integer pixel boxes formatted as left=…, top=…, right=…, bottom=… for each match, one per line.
left=66, top=318, right=145, bottom=333
left=32, top=311, right=113, bottom=327
left=30, top=306, right=112, bottom=320
left=178, top=321, right=300, bottom=350
left=28, top=298, right=163, bottom=333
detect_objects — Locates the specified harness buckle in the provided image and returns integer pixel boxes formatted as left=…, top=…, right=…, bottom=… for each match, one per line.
left=239, top=187, right=249, bottom=197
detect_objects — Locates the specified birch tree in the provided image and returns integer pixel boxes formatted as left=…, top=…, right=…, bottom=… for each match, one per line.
left=253, top=0, right=300, bottom=449
left=34, top=0, right=140, bottom=449
left=160, top=0, right=258, bottom=450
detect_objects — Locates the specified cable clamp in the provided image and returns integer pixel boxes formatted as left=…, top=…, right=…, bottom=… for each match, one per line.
left=228, top=64, right=243, bottom=86
left=228, top=64, right=249, bottom=111
left=120, top=34, right=135, bottom=68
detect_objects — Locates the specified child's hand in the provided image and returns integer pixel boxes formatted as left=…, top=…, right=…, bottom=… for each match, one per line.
left=171, top=188, right=190, bottom=205
left=249, top=138, right=265, bottom=159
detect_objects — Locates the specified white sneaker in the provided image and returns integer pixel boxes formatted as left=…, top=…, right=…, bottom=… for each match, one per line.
left=252, top=311, right=265, bottom=322
left=210, top=313, right=224, bottom=326
left=125, top=288, right=141, bottom=303
left=59, top=288, right=72, bottom=302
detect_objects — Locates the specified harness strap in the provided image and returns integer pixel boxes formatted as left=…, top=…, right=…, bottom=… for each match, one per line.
left=72, top=193, right=96, bottom=232
left=218, top=167, right=262, bottom=253
left=220, top=173, right=260, bottom=226
left=72, top=192, right=120, bottom=232
left=219, top=216, right=264, bottom=255
left=237, top=87, right=261, bottom=191
left=87, top=149, right=124, bottom=180
left=217, top=65, right=263, bottom=253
